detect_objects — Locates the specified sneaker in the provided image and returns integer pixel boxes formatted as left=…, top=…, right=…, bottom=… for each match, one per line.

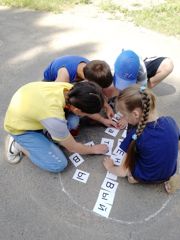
left=5, top=135, right=23, bottom=164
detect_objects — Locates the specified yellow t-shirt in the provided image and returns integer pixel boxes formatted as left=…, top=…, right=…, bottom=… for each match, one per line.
left=4, top=82, right=73, bottom=140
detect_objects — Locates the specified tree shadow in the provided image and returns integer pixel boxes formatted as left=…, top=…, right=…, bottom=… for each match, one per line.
left=0, top=7, right=99, bottom=141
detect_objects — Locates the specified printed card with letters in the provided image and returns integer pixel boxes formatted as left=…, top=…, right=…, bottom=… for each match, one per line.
left=69, top=153, right=84, bottom=167
left=122, top=128, right=127, bottom=138
left=113, top=139, right=123, bottom=156
left=101, top=177, right=119, bottom=194
left=93, top=200, right=112, bottom=218
left=111, top=154, right=123, bottom=166
left=105, top=127, right=119, bottom=137
left=72, top=169, right=90, bottom=183
left=96, top=189, right=116, bottom=206
left=101, top=138, right=114, bottom=156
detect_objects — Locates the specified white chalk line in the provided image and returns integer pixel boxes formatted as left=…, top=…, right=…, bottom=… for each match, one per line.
left=59, top=174, right=173, bottom=225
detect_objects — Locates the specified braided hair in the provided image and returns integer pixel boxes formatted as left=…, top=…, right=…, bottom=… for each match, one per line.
left=116, top=84, right=156, bottom=172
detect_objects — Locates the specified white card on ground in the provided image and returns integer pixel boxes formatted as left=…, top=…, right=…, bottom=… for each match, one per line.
left=113, top=146, right=125, bottom=159
left=105, top=127, right=119, bottom=137
left=69, top=153, right=84, bottom=167
left=113, top=139, right=123, bottom=156
left=106, top=171, right=118, bottom=181
left=96, top=189, right=116, bottom=205
left=101, top=138, right=114, bottom=156
left=72, top=169, right=90, bottom=183
left=114, top=112, right=122, bottom=120
left=122, top=129, right=127, bottom=138
left=101, top=177, right=119, bottom=193
left=84, top=141, right=95, bottom=146
left=111, top=154, right=123, bottom=166
left=93, top=200, right=112, bottom=218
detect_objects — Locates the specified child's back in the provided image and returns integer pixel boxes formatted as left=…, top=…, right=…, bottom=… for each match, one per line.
left=121, top=116, right=179, bottom=183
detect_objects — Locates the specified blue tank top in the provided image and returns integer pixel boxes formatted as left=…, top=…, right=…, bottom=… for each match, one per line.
left=120, top=116, right=180, bottom=182
left=43, top=56, right=89, bottom=82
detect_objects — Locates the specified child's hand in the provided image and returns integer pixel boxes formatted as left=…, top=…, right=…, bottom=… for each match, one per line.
left=105, top=104, right=114, bottom=119
left=92, top=144, right=109, bottom=155
left=103, top=157, right=114, bottom=170
left=102, top=118, right=118, bottom=128
left=117, top=118, right=128, bottom=130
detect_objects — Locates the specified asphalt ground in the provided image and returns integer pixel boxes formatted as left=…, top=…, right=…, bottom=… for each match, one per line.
left=0, top=5, right=180, bottom=240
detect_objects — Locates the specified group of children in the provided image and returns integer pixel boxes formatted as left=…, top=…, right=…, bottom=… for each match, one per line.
left=4, top=49, right=180, bottom=193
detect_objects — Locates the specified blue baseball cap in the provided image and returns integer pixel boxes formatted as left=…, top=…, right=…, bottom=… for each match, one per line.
left=114, top=50, right=140, bottom=90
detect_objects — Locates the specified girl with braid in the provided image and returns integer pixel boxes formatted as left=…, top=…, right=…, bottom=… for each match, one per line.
left=103, top=84, right=180, bottom=193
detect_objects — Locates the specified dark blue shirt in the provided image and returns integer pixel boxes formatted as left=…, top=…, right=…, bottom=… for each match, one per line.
left=43, top=56, right=89, bottom=82
left=120, top=117, right=180, bottom=183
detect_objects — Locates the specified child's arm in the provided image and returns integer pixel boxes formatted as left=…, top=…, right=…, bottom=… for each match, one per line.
left=59, top=134, right=108, bottom=155
left=55, top=68, right=70, bottom=82
left=88, top=113, right=118, bottom=128
left=103, top=100, right=114, bottom=119
left=103, top=155, right=128, bottom=177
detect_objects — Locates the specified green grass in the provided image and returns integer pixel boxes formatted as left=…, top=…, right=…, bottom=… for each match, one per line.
left=0, top=0, right=92, bottom=13
left=100, top=0, right=180, bottom=37
left=0, top=0, right=179, bottom=36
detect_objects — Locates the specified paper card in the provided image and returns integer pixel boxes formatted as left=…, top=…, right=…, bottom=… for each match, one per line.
left=122, top=129, right=127, bottom=138
left=72, top=169, right=90, bottom=183
left=111, top=117, right=118, bottom=123
left=84, top=141, right=95, bottom=146
left=105, top=127, right=119, bottom=137
left=113, top=139, right=123, bottom=156
left=111, top=154, right=123, bottom=166
left=96, top=189, right=116, bottom=205
left=106, top=171, right=118, bottom=181
left=101, top=178, right=119, bottom=193
left=101, top=138, right=114, bottom=156
left=93, top=200, right=112, bottom=218
left=113, top=146, right=125, bottom=159
left=112, top=112, right=122, bottom=123
left=114, top=112, right=122, bottom=120
left=69, top=153, right=84, bottom=167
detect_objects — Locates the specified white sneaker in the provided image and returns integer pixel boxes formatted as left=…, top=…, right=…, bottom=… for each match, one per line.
left=6, top=135, right=23, bottom=164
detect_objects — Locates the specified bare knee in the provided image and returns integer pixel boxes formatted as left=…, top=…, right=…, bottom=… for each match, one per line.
left=160, top=58, right=174, bottom=75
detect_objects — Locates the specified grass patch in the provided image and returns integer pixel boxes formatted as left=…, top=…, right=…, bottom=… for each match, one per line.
left=131, top=0, right=180, bottom=36
left=0, top=0, right=179, bottom=36
left=99, top=0, right=180, bottom=37
left=0, top=0, right=92, bottom=13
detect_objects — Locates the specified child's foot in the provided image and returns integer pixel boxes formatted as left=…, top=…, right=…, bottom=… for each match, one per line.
left=128, top=175, right=139, bottom=184
left=164, top=175, right=180, bottom=194
left=6, top=135, right=23, bottom=164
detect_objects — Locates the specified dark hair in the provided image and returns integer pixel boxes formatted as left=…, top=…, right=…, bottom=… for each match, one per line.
left=116, top=85, right=156, bottom=172
left=67, top=81, right=104, bottom=114
left=83, top=60, right=113, bottom=88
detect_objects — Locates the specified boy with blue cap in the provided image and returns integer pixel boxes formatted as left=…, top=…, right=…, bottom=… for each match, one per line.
left=113, top=49, right=174, bottom=91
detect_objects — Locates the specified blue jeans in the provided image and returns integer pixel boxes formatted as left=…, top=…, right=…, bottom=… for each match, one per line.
left=12, top=114, right=80, bottom=173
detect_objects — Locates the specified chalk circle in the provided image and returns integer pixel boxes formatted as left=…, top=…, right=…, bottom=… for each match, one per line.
left=59, top=153, right=172, bottom=224
left=20, top=124, right=175, bottom=225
